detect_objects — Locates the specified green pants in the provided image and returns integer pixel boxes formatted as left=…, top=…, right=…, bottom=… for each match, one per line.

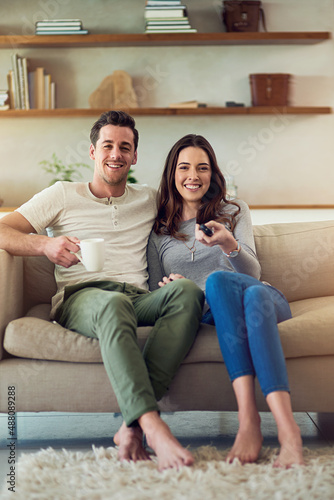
left=55, top=279, right=204, bottom=426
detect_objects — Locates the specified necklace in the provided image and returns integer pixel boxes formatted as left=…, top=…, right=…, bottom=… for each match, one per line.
left=183, top=238, right=197, bottom=261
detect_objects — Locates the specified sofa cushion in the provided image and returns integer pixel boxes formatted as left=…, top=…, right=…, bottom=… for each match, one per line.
left=4, top=316, right=104, bottom=363
left=4, top=298, right=334, bottom=363
left=3, top=305, right=223, bottom=364
left=253, top=220, right=334, bottom=302
left=278, top=301, right=334, bottom=358
left=23, top=255, right=56, bottom=312
left=289, top=295, right=334, bottom=316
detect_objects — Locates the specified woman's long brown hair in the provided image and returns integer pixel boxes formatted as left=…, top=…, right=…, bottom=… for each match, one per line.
left=153, top=134, right=240, bottom=241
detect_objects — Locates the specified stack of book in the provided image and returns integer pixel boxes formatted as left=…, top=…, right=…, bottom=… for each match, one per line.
left=8, top=54, right=56, bottom=110
left=144, top=0, right=197, bottom=33
left=35, top=19, right=88, bottom=35
left=0, top=90, right=9, bottom=111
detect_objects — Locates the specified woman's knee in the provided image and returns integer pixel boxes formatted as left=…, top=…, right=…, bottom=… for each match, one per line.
left=243, top=285, right=275, bottom=317
left=244, top=285, right=271, bottom=305
left=206, top=271, right=234, bottom=297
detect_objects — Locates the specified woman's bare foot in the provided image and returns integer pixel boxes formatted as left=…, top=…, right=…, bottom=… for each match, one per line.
left=226, top=413, right=263, bottom=464
left=273, top=425, right=304, bottom=468
left=138, top=411, right=194, bottom=471
left=114, top=421, right=151, bottom=462
left=266, top=391, right=304, bottom=468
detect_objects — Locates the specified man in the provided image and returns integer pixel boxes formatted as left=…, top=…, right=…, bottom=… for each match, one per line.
left=0, top=111, right=204, bottom=471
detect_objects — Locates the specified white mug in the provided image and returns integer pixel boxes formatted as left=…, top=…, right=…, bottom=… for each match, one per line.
left=76, top=238, right=105, bottom=272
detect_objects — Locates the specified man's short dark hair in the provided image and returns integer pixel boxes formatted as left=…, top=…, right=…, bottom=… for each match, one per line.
left=90, top=110, right=139, bottom=151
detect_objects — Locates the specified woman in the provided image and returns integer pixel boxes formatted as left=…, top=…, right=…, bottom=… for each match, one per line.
left=147, top=134, right=304, bottom=468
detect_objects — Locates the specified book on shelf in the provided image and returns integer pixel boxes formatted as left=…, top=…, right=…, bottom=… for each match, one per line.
left=28, top=71, right=35, bottom=109
left=44, top=73, right=52, bottom=109
left=50, top=82, right=56, bottom=109
left=36, top=25, right=85, bottom=31
left=35, top=18, right=88, bottom=35
left=144, top=2, right=197, bottom=31
left=35, top=29, right=89, bottom=35
left=145, top=28, right=197, bottom=33
left=146, top=1, right=182, bottom=5
left=145, top=19, right=197, bottom=32
left=42, top=75, right=56, bottom=109
left=15, top=57, right=30, bottom=110
left=11, top=54, right=30, bottom=109
left=145, top=25, right=192, bottom=28
left=146, top=17, right=190, bottom=24
left=146, top=18, right=192, bottom=28
left=145, top=23, right=195, bottom=29
left=22, top=58, right=30, bottom=109
left=33, top=68, right=56, bottom=109
left=168, top=100, right=207, bottom=108
left=35, top=19, right=83, bottom=27
left=35, top=67, right=45, bottom=109
left=10, top=54, right=21, bottom=109
left=144, top=7, right=187, bottom=18
left=145, top=3, right=185, bottom=8
left=7, top=55, right=56, bottom=110
left=7, top=71, right=15, bottom=109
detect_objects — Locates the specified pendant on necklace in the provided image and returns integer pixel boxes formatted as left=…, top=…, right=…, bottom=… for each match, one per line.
left=183, top=238, right=196, bottom=262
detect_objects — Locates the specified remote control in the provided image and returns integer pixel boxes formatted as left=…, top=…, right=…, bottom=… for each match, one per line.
left=199, top=224, right=213, bottom=237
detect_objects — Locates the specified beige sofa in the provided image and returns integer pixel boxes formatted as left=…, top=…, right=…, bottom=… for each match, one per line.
left=1, top=220, right=334, bottom=415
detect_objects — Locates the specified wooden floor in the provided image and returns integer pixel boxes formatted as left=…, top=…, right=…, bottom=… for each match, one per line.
left=1, top=410, right=334, bottom=488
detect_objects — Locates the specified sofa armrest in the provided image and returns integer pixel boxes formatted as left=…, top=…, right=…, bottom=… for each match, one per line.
left=0, top=250, right=24, bottom=360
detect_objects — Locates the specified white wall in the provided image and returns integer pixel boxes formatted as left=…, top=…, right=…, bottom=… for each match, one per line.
left=0, top=0, right=333, bottom=207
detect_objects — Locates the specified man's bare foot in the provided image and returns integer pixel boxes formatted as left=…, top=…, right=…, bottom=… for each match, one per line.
left=114, top=421, right=151, bottom=462
left=273, top=426, right=304, bottom=468
left=138, top=411, right=194, bottom=471
left=226, top=414, right=263, bottom=464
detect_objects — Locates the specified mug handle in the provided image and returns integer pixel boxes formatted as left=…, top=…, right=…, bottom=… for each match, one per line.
left=74, top=253, right=84, bottom=264
left=70, top=243, right=83, bottom=263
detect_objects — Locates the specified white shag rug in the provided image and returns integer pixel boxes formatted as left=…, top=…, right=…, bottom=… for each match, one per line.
left=2, top=445, right=334, bottom=500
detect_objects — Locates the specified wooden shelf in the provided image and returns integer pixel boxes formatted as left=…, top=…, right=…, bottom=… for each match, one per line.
left=250, top=205, right=334, bottom=209
left=0, top=106, right=331, bottom=117
left=0, top=32, right=331, bottom=48
left=3, top=205, right=334, bottom=212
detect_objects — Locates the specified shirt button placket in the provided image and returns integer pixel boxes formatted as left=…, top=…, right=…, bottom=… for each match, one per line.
left=112, top=204, right=118, bottom=227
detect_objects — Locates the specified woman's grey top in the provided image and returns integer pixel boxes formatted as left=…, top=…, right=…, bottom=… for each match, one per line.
left=147, top=200, right=261, bottom=312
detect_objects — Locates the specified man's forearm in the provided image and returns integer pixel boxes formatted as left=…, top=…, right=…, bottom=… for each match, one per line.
left=0, top=212, right=81, bottom=267
left=0, top=220, right=47, bottom=256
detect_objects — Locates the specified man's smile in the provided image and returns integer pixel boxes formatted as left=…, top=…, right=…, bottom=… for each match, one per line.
left=106, top=163, right=123, bottom=169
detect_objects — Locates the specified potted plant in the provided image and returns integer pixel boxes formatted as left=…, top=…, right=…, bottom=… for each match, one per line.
left=40, top=153, right=92, bottom=185
left=127, top=168, right=138, bottom=184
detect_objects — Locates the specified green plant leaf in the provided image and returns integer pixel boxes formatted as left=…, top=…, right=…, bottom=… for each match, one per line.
left=40, top=153, right=92, bottom=186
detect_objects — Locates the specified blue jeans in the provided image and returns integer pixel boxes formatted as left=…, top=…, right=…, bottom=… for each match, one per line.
left=203, top=271, right=292, bottom=397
